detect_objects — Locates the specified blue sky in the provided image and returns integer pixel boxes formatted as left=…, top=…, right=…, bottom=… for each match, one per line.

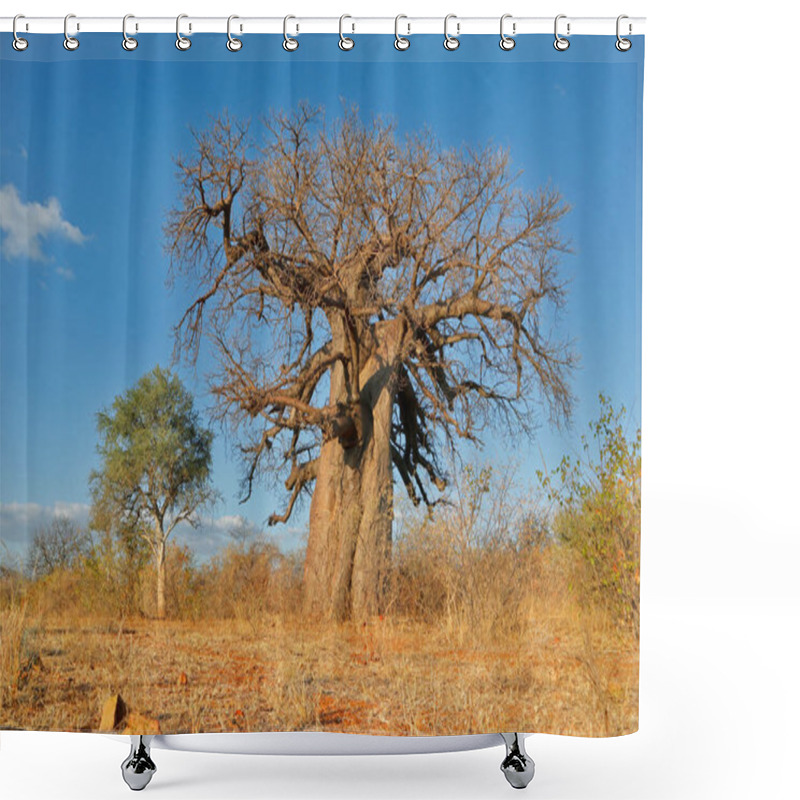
left=0, top=34, right=643, bottom=563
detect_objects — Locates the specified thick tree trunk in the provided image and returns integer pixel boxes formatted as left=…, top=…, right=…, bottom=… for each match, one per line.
left=303, top=320, right=402, bottom=621
left=155, top=538, right=167, bottom=620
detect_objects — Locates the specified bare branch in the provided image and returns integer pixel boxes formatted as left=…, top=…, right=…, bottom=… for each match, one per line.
left=167, top=103, right=573, bottom=518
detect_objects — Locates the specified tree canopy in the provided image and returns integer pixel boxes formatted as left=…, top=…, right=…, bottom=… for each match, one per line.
left=89, top=365, right=215, bottom=618
left=169, top=103, right=573, bottom=516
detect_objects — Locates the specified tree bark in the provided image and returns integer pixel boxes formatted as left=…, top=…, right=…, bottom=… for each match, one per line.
left=155, top=538, right=167, bottom=620
left=303, top=319, right=402, bottom=621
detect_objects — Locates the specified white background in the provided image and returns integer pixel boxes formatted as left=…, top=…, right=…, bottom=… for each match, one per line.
left=2, top=1, right=799, bottom=798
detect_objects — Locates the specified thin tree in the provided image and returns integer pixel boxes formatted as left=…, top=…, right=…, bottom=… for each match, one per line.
left=167, top=104, right=573, bottom=621
left=89, top=366, right=215, bottom=619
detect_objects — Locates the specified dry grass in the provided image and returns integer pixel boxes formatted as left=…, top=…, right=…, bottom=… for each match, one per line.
left=0, top=587, right=637, bottom=737
left=0, top=460, right=639, bottom=737
left=0, top=604, right=33, bottom=712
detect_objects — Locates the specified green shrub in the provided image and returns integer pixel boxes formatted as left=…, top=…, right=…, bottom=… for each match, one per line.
left=540, top=394, right=640, bottom=635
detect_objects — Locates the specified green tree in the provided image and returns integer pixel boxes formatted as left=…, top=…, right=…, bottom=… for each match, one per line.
left=89, top=366, right=215, bottom=619
left=540, top=395, right=641, bottom=634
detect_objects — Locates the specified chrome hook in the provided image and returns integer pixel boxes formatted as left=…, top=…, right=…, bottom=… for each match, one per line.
left=339, top=14, right=354, bottom=50
left=499, top=14, right=515, bottom=51
left=122, top=14, right=138, bottom=51
left=283, top=15, right=298, bottom=51
left=616, top=14, right=632, bottom=51
left=227, top=15, right=242, bottom=51
left=176, top=14, right=191, bottom=50
left=554, top=15, right=570, bottom=51
left=443, top=14, right=460, bottom=51
left=63, top=13, right=79, bottom=51
left=394, top=14, right=410, bottom=51
left=12, top=14, right=28, bottom=51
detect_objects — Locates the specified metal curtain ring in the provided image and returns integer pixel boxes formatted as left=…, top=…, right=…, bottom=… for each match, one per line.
left=499, top=14, right=515, bottom=51
left=176, top=14, right=191, bottom=50
left=12, top=14, right=28, bottom=51
left=122, top=14, right=138, bottom=51
left=339, top=14, right=354, bottom=50
left=283, top=15, right=298, bottom=51
left=63, top=14, right=79, bottom=50
left=554, top=14, right=570, bottom=51
left=443, top=14, right=460, bottom=51
left=227, top=15, right=242, bottom=51
left=616, top=14, right=632, bottom=51
left=394, top=14, right=410, bottom=51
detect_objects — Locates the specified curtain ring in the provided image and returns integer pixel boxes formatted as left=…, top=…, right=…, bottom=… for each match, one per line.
left=443, top=14, right=460, bottom=51
left=616, top=15, right=632, bottom=51
left=339, top=14, right=354, bottom=50
left=63, top=14, right=79, bottom=51
left=12, top=14, right=28, bottom=51
left=554, top=15, right=570, bottom=51
left=499, top=14, right=515, bottom=51
left=176, top=14, right=191, bottom=50
left=122, top=14, right=138, bottom=51
left=394, top=14, right=410, bottom=51
left=227, top=15, right=242, bottom=51
left=283, top=15, right=298, bottom=51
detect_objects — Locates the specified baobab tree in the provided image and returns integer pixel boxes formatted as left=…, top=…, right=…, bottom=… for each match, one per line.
left=167, top=104, right=573, bottom=621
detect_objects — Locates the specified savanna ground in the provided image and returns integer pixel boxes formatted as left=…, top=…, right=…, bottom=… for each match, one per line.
left=0, top=569, right=637, bottom=737
left=0, top=402, right=640, bottom=738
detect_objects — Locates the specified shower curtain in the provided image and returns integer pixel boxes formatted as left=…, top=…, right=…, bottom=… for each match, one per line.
left=0, top=26, right=643, bottom=738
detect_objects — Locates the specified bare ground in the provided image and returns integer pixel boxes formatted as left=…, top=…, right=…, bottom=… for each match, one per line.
left=0, top=611, right=637, bottom=737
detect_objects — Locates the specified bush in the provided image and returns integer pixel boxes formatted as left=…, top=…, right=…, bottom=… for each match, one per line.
left=196, top=531, right=303, bottom=625
left=79, top=529, right=150, bottom=619
left=390, top=462, right=544, bottom=640
left=0, top=603, right=31, bottom=711
left=540, top=394, right=641, bottom=635
left=0, top=563, right=27, bottom=612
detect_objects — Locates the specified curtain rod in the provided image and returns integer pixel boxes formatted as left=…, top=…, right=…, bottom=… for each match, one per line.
left=0, top=16, right=645, bottom=36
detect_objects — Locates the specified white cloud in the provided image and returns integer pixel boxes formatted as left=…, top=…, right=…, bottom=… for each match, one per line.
left=0, top=502, right=300, bottom=566
left=55, top=265, right=75, bottom=280
left=0, top=501, right=91, bottom=563
left=206, top=514, right=251, bottom=530
left=171, top=513, right=264, bottom=561
left=0, top=183, right=87, bottom=262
